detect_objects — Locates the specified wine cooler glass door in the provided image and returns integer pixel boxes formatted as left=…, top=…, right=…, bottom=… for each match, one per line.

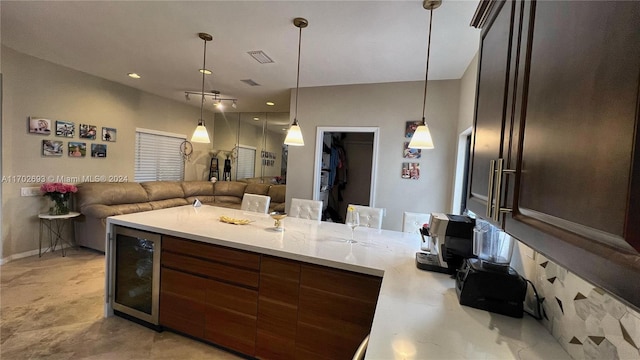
left=112, top=226, right=161, bottom=325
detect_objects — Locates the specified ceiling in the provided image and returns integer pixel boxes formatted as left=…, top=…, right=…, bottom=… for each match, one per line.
left=1, top=0, right=480, bottom=120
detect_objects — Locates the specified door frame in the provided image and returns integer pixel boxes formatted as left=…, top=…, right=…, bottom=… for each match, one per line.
left=312, top=127, right=379, bottom=207
left=451, top=127, right=473, bottom=214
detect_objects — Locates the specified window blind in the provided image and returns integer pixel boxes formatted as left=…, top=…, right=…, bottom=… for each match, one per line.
left=135, top=130, right=185, bottom=182
left=236, top=146, right=256, bottom=180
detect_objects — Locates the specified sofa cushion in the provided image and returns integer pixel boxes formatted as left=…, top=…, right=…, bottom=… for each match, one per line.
left=112, top=203, right=154, bottom=215
left=213, top=181, right=247, bottom=204
left=186, top=196, right=216, bottom=205
left=77, top=182, right=148, bottom=209
left=141, top=181, right=185, bottom=201
left=181, top=181, right=215, bottom=197
left=268, top=185, right=286, bottom=204
left=149, top=198, right=189, bottom=210
left=245, top=183, right=270, bottom=196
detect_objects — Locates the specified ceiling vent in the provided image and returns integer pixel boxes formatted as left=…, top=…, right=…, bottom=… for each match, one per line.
left=247, top=50, right=274, bottom=64
left=241, top=79, right=261, bottom=86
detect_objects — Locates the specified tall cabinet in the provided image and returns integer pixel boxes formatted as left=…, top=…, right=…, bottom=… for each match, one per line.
left=468, top=0, right=640, bottom=308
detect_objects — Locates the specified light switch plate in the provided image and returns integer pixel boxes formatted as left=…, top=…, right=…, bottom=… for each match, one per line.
left=21, top=187, right=41, bottom=197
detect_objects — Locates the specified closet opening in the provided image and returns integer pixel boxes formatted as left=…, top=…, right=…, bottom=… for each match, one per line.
left=313, top=127, right=379, bottom=223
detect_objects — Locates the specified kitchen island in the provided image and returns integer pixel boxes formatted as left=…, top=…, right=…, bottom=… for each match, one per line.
left=105, top=205, right=569, bottom=360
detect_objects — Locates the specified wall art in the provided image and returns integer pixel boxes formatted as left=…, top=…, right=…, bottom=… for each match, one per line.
left=401, top=162, right=420, bottom=180
left=79, top=124, right=97, bottom=140
left=68, top=142, right=87, bottom=157
left=42, top=140, right=63, bottom=156
left=102, top=127, right=116, bottom=142
left=405, top=120, right=422, bottom=139
left=28, top=117, right=52, bottom=135
left=55, top=120, right=75, bottom=137
left=91, top=144, right=107, bottom=158
left=403, top=141, right=421, bottom=159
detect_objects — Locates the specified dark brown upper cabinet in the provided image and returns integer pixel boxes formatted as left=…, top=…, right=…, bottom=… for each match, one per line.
left=469, top=0, right=640, bottom=309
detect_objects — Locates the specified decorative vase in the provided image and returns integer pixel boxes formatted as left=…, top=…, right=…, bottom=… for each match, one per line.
left=49, top=193, right=70, bottom=215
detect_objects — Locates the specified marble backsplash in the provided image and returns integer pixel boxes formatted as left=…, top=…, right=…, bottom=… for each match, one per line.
left=511, top=241, right=640, bottom=360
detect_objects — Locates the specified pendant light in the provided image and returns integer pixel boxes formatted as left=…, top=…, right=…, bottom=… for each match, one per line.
left=409, top=0, right=441, bottom=150
left=284, top=17, right=308, bottom=147
left=191, top=32, right=213, bottom=144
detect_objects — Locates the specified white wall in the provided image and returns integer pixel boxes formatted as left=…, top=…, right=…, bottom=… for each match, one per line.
left=1, top=47, right=213, bottom=260
left=286, top=80, right=461, bottom=231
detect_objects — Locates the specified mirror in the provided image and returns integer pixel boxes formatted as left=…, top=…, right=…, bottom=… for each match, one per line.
left=212, top=112, right=288, bottom=184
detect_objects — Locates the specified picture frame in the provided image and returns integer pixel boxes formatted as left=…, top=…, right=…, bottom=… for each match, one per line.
left=403, top=141, right=421, bottom=159
left=102, top=127, right=116, bottom=142
left=42, top=140, right=63, bottom=156
left=79, top=124, right=97, bottom=140
left=29, top=117, right=52, bottom=135
left=56, top=120, right=75, bottom=138
left=402, top=162, right=420, bottom=180
left=68, top=142, right=87, bottom=157
left=405, top=120, right=422, bottom=139
left=91, top=144, right=107, bottom=158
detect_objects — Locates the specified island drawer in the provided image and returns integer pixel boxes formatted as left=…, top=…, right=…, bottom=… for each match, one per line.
left=162, top=236, right=261, bottom=270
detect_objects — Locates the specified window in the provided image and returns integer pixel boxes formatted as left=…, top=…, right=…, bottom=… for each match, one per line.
left=235, top=145, right=256, bottom=180
left=135, top=129, right=185, bottom=182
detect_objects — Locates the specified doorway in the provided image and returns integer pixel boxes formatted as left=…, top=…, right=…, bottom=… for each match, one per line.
left=313, top=127, right=379, bottom=222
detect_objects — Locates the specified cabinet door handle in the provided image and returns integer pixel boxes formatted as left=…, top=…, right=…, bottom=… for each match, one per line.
left=486, top=160, right=496, bottom=218
left=493, top=158, right=515, bottom=222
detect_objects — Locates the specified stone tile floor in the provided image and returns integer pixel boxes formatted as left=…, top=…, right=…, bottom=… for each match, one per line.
left=0, top=248, right=243, bottom=359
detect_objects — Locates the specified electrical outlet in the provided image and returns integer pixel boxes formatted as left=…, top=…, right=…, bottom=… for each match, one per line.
left=21, top=187, right=41, bottom=197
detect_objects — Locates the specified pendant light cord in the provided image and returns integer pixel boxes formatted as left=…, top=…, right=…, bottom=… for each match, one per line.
left=200, top=38, right=208, bottom=124
left=294, top=25, right=302, bottom=124
left=421, top=8, right=434, bottom=124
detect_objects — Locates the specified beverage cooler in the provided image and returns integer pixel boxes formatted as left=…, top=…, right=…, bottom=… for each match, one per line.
left=109, top=225, right=161, bottom=327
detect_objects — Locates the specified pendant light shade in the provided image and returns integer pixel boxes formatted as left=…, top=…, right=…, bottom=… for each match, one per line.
left=191, top=120, right=210, bottom=143
left=191, top=32, right=213, bottom=144
left=409, top=0, right=441, bottom=150
left=284, top=17, right=308, bottom=147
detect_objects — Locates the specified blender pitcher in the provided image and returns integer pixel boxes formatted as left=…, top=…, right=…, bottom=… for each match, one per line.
left=473, top=220, right=514, bottom=266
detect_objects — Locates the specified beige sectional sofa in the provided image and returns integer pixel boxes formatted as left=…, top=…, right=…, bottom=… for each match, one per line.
left=74, top=180, right=286, bottom=252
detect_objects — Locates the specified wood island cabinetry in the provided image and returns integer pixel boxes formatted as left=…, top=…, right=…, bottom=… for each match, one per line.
left=159, top=237, right=382, bottom=359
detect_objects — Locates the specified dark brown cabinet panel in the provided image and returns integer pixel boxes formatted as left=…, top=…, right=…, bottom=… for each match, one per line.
left=469, top=0, right=640, bottom=309
left=159, top=268, right=206, bottom=339
left=296, top=264, right=382, bottom=360
left=256, top=256, right=300, bottom=360
left=467, top=0, right=518, bottom=218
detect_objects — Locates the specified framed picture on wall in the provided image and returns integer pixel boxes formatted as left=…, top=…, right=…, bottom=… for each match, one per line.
left=405, top=120, right=422, bottom=139
left=56, top=120, right=75, bottom=138
left=102, top=127, right=116, bottom=142
left=403, top=141, right=421, bottom=159
left=401, top=162, right=420, bottom=180
left=91, top=144, right=107, bottom=158
left=68, top=142, right=87, bottom=157
left=42, top=140, right=63, bottom=156
left=28, top=117, right=52, bottom=135
left=79, top=124, right=97, bottom=140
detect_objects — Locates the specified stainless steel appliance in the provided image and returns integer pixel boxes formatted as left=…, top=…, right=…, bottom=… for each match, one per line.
left=109, top=225, right=161, bottom=327
left=415, top=213, right=475, bottom=274
left=455, top=220, right=527, bottom=318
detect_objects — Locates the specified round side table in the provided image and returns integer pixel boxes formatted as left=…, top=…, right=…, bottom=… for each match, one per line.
left=38, top=212, right=81, bottom=257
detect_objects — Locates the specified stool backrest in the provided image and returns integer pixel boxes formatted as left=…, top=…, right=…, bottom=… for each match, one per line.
left=402, top=211, right=431, bottom=234
left=289, top=198, right=322, bottom=220
left=241, top=193, right=271, bottom=214
left=348, top=204, right=383, bottom=229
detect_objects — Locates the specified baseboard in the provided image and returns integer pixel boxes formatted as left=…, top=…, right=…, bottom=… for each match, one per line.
left=0, top=249, right=40, bottom=265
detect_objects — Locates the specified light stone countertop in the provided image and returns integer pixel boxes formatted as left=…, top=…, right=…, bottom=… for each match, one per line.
left=106, top=205, right=570, bottom=360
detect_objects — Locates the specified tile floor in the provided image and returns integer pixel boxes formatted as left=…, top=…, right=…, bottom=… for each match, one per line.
left=0, top=248, right=243, bottom=359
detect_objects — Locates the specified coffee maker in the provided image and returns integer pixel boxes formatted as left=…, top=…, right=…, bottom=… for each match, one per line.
left=415, top=213, right=475, bottom=274
left=454, top=220, right=527, bottom=318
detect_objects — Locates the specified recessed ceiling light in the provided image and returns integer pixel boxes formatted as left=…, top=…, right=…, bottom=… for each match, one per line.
left=266, top=101, right=275, bottom=106
left=253, top=117, right=260, bottom=121
left=199, top=69, right=212, bottom=75
left=128, top=73, right=141, bottom=79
